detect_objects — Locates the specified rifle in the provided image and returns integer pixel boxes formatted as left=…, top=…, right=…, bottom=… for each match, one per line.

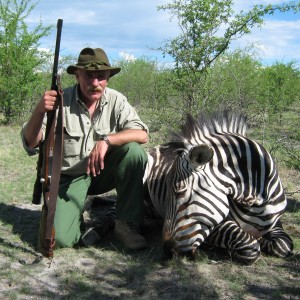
left=35, top=19, right=64, bottom=258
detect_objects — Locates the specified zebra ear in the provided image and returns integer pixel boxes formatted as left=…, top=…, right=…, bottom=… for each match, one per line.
left=189, top=144, right=214, bottom=166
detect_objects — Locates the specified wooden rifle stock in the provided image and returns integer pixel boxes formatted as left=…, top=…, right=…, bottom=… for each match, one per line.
left=32, top=141, right=44, bottom=205
left=36, top=19, right=64, bottom=258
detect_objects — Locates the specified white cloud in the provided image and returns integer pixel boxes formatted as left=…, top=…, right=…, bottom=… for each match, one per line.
left=25, top=0, right=300, bottom=65
left=119, top=51, right=136, bottom=61
left=234, top=19, right=300, bottom=62
left=37, top=47, right=51, bottom=53
left=233, top=0, right=287, bottom=12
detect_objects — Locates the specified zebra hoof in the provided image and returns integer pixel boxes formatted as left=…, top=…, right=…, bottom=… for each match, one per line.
left=231, top=248, right=261, bottom=265
left=260, top=237, right=294, bottom=258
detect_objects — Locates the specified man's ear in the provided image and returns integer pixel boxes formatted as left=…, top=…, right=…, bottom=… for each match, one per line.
left=74, top=70, right=80, bottom=82
left=106, top=70, right=110, bottom=81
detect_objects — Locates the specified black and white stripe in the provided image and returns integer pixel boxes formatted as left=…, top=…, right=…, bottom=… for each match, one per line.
left=143, top=111, right=293, bottom=264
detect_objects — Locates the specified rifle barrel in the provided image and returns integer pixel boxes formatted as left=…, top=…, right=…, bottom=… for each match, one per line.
left=51, top=19, right=63, bottom=90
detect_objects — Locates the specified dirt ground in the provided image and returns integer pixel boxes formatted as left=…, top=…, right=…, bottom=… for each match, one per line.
left=0, top=191, right=299, bottom=300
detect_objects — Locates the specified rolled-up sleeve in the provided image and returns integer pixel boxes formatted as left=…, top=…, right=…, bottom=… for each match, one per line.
left=20, top=122, right=46, bottom=156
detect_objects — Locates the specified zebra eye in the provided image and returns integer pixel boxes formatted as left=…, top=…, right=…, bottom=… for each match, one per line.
left=174, top=188, right=187, bottom=198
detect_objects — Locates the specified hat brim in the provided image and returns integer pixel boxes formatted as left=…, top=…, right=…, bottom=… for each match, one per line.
left=66, top=65, right=121, bottom=77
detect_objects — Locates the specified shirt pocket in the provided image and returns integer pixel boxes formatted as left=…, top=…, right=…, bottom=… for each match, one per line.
left=63, top=127, right=83, bottom=157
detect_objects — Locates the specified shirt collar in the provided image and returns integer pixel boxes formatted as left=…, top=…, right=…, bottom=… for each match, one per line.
left=100, top=88, right=108, bottom=107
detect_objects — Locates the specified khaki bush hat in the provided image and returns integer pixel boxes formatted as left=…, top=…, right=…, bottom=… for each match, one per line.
left=67, top=47, right=121, bottom=77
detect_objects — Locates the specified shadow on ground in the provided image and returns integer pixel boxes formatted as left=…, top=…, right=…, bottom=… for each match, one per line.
left=0, top=202, right=40, bottom=248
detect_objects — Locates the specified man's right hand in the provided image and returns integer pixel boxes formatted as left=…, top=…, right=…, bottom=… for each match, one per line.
left=23, top=90, right=58, bottom=149
left=38, top=90, right=59, bottom=113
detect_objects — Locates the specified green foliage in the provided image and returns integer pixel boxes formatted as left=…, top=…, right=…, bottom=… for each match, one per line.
left=109, top=58, right=180, bottom=134
left=199, top=48, right=263, bottom=113
left=263, top=102, right=300, bottom=170
left=107, top=51, right=300, bottom=169
left=157, top=0, right=236, bottom=71
left=109, top=58, right=158, bottom=108
left=157, top=0, right=300, bottom=110
left=0, top=0, right=298, bottom=171
left=0, top=0, right=52, bottom=124
left=257, top=62, right=300, bottom=124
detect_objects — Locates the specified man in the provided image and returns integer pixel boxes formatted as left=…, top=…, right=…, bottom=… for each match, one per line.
left=21, top=47, right=149, bottom=251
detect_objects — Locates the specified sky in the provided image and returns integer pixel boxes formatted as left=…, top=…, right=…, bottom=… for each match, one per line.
left=26, top=0, right=300, bottom=66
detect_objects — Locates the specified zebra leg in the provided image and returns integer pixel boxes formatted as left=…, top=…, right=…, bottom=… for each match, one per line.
left=207, top=219, right=261, bottom=265
left=259, top=220, right=293, bottom=257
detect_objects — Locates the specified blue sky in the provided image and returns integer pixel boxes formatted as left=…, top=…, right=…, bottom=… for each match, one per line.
left=27, top=0, right=300, bottom=66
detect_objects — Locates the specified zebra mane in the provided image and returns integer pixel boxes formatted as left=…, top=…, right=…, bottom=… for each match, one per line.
left=159, top=110, right=247, bottom=158
left=177, top=110, right=247, bottom=141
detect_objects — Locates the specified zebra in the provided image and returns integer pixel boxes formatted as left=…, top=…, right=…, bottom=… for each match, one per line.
left=143, top=110, right=293, bottom=264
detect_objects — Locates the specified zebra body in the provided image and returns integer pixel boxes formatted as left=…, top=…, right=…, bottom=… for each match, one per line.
left=144, top=111, right=293, bottom=264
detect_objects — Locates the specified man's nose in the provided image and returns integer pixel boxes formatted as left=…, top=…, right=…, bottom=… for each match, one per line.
left=91, top=78, right=100, bottom=85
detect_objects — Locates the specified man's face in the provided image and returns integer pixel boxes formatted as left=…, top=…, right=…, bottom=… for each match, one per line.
left=75, top=69, right=110, bottom=103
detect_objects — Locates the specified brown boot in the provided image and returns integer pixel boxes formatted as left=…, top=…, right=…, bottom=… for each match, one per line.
left=81, top=215, right=115, bottom=247
left=114, top=220, right=146, bottom=250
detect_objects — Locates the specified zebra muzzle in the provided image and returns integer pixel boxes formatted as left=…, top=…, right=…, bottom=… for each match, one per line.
left=162, top=230, right=177, bottom=258
left=163, top=239, right=178, bottom=258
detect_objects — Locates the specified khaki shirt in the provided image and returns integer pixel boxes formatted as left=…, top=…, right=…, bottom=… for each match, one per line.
left=21, top=85, right=148, bottom=176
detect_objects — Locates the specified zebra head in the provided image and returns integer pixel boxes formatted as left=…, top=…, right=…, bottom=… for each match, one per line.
left=145, top=110, right=287, bottom=259
left=161, top=143, right=230, bottom=257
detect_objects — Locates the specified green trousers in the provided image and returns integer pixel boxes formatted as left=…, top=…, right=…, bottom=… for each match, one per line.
left=40, top=142, right=148, bottom=248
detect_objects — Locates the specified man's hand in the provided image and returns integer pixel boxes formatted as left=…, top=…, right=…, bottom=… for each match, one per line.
left=38, top=90, right=59, bottom=113
left=87, top=141, right=109, bottom=176
left=23, top=90, right=59, bottom=149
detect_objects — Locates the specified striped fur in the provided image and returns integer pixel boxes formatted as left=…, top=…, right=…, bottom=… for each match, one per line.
left=143, top=111, right=293, bottom=264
